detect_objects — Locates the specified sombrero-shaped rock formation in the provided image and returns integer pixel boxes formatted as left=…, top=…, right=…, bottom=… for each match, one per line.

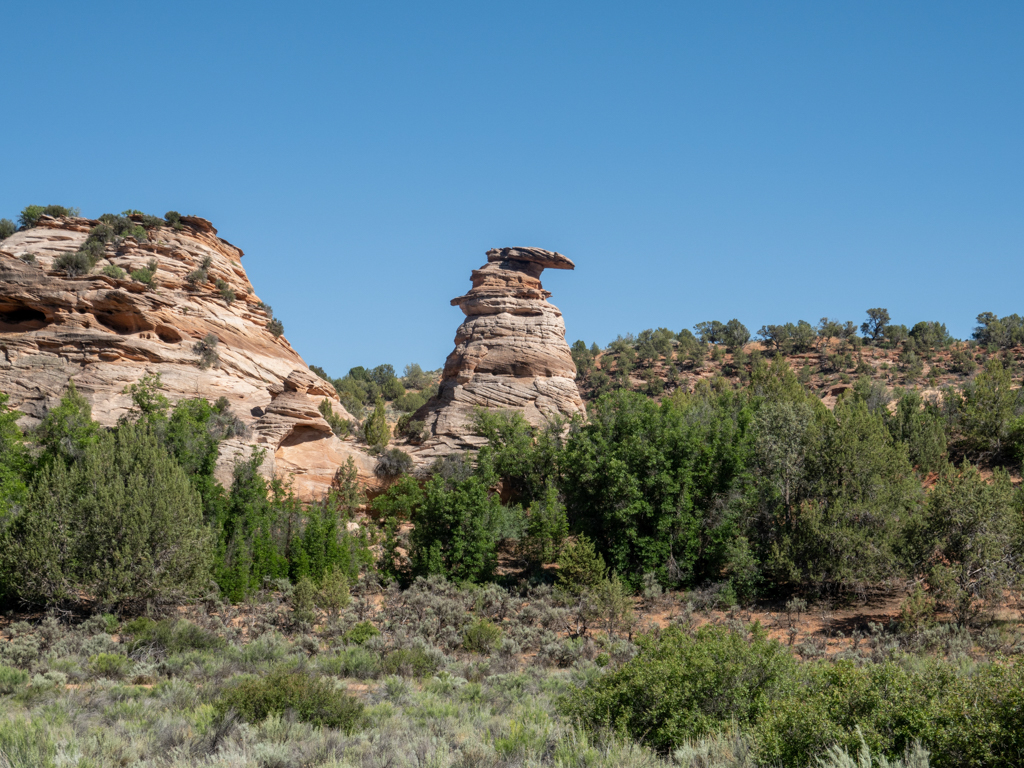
left=413, top=247, right=586, bottom=455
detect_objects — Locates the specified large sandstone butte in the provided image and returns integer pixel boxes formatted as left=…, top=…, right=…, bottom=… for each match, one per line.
left=0, top=214, right=376, bottom=498
left=413, top=246, right=586, bottom=456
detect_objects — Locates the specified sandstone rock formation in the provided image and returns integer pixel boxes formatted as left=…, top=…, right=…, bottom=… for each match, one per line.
left=0, top=214, right=376, bottom=498
left=413, top=247, right=586, bottom=455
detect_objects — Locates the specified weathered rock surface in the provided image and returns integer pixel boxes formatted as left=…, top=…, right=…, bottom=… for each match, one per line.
left=0, top=215, right=377, bottom=499
left=413, top=247, right=586, bottom=456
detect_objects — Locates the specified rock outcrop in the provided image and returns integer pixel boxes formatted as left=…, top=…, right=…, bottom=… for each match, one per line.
left=413, top=247, right=586, bottom=455
left=0, top=214, right=376, bottom=498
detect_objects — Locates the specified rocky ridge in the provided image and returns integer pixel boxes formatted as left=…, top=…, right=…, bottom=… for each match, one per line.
left=413, top=246, right=586, bottom=456
left=0, top=214, right=376, bottom=498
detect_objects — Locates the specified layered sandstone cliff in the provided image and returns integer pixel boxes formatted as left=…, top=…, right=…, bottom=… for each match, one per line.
left=0, top=214, right=376, bottom=497
left=413, top=247, right=586, bottom=456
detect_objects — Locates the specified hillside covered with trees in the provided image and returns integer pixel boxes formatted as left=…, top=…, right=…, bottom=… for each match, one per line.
left=0, top=304, right=1023, bottom=766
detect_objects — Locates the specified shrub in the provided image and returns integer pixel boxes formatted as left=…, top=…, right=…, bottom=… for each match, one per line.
left=562, top=625, right=795, bottom=753
left=973, top=312, right=1024, bottom=349
left=393, top=389, right=430, bottom=413
left=266, top=317, right=284, bottom=337
left=556, top=536, right=607, bottom=596
left=130, top=259, right=158, bottom=287
left=316, top=567, right=350, bottom=620
left=374, top=448, right=413, bottom=478
left=215, top=278, right=235, bottom=304
left=3, top=420, right=213, bottom=611
left=0, top=665, right=28, bottom=694
left=948, top=349, right=977, bottom=375
left=395, top=414, right=427, bottom=442
left=344, top=621, right=381, bottom=646
left=100, top=264, right=126, bottom=279
left=19, top=253, right=36, bottom=263
left=291, top=575, right=317, bottom=625
left=561, top=388, right=750, bottom=589
left=520, top=484, right=568, bottom=565
left=917, top=463, right=1022, bottom=626
left=53, top=250, right=92, bottom=277
left=402, top=363, right=432, bottom=389
left=89, top=652, right=131, bottom=679
left=755, top=657, right=1024, bottom=768
left=318, top=399, right=351, bottom=438
left=185, top=268, right=207, bottom=286
left=463, top=618, right=502, bottom=654
left=0, top=219, right=15, bottom=240
left=19, top=205, right=46, bottom=229
left=381, top=646, right=442, bottom=677
left=218, top=668, right=363, bottom=731
left=193, top=333, right=220, bottom=369
left=364, top=398, right=389, bottom=450
left=164, top=210, right=182, bottom=226
left=409, top=474, right=500, bottom=583
left=125, top=619, right=224, bottom=656
left=19, top=204, right=77, bottom=229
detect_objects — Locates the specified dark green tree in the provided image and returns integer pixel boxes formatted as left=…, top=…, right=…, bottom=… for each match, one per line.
left=409, top=474, right=500, bottom=582
left=973, top=312, right=1024, bottom=349
left=916, top=463, right=1023, bottom=626
left=0, top=393, right=29, bottom=523
left=958, top=359, right=1023, bottom=458
left=473, top=410, right=563, bottom=504
left=887, top=390, right=947, bottom=473
left=363, top=398, right=390, bottom=450
left=520, top=483, right=569, bottom=566
left=4, top=422, right=212, bottom=611
left=694, top=320, right=726, bottom=344
left=860, top=307, right=890, bottom=343
left=561, top=388, right=751, bottom=589
left=721, top=319, right=751, bottom=350
left=34, top=380, right=100, bottom=466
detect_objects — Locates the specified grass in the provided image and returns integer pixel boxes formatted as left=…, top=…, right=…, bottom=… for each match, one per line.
left=3, top=575, right=1009, bottom=766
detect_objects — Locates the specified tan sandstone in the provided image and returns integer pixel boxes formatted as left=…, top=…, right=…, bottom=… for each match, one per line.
left=0, top=215, right=377, bottom=498
left=413, top=246, right=586, bottom=457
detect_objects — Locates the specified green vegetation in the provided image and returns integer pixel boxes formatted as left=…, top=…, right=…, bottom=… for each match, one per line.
left=192, top=333, right=220, bottom=369
left=18, top=205, right=79, bottom=228
left=214, top=278, right=235, bottom=303
left=100, top=264, right=126, bottom=279
left=318, top=397, right=352, bottom=438
left=0, top=573, right=1020, bottom=766
left=0, top=297, right=1022, bottom=765
left=130, top=258, right=159, bottom=287
left=363, top=398, right=390, bottom=450
left=374, top=447, right=413, bottom=478
left=218, top=667, right=364, bottom=730
left=310, top=362, right=437, bottom=423
left=0, top=218, right=15, bottom=239
left=52, top=250, right=92, bottom=277
left=565, top=622, right=1024, bottom=767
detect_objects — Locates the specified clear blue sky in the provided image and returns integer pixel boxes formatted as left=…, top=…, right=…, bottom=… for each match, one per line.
left=3, top=1, right=1021, bottom=377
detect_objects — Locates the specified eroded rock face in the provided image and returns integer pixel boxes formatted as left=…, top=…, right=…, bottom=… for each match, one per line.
left=0, top=215, right=377, bottom=499
left=413, top=247, right=586, bottom=456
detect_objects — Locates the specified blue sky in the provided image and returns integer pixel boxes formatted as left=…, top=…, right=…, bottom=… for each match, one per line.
left=2, top=2, right=1021, bottom=376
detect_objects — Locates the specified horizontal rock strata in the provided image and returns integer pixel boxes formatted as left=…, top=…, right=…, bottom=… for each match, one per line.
left=0, top=215, right=377, bottom=498
left=413, top=247, right=586, bottom=456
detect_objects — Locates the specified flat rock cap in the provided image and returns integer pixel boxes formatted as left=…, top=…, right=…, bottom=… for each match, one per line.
left=486, top=247, right=574, bottom=270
